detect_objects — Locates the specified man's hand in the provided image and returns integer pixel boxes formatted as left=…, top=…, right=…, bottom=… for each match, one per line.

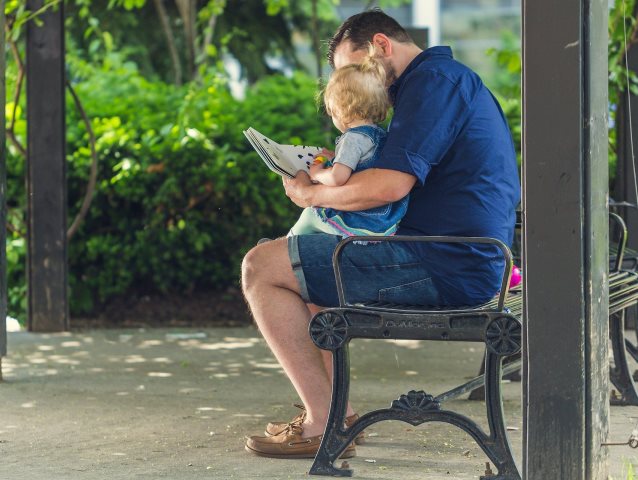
left=283, top=171, right=315, bottom=208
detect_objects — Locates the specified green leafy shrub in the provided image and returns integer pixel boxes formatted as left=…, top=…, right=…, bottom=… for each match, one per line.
left=6, top=55, right=328, bottom=319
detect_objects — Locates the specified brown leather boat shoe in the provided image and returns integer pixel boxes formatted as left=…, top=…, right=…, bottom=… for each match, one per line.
left=265, top=405, right=365, bottom=445
left=246, top=423, right=356, bottom=459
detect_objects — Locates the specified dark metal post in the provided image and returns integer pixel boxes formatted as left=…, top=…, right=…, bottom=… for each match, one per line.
left=522, top=0, right=609, bottom=478
left=26, top=0, right=68, bottom=331
left=0, top=2, right=7, bottom=374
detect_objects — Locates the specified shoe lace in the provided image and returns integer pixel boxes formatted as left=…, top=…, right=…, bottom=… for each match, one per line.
left=289, top=403, right=307, bottom=423
left=282, top=406, right=307, bottom=436
left=282, top=421, right=304, bottom=436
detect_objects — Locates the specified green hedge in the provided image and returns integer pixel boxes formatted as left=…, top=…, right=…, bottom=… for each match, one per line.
left=6, top=60, right=332, bottom=319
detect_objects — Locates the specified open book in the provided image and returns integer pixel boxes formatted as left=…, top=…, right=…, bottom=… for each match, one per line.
left=243, top=127, right=323, bottom=178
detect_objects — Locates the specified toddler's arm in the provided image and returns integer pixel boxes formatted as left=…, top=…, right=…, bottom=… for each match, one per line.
left=309, top=162, right=353, bottom=187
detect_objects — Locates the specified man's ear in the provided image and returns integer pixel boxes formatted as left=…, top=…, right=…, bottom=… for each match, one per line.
left=371, top=33, right=393, bottom=57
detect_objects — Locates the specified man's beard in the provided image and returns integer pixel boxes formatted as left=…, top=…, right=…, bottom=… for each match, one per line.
left=385, top=65, right=397, bottom=86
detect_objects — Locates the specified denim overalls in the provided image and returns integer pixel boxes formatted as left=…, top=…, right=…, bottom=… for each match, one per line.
left=314, top=125, right=409, bottom=236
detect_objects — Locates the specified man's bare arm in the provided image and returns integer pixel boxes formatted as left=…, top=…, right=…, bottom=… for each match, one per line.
left=283, top=168, right=416, bottom=211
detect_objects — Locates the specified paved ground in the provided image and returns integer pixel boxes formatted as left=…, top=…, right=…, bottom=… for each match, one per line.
left=0, top=327, right=636, bottom=480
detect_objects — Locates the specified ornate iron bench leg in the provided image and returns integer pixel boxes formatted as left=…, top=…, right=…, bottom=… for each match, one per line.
left=309, top=345, right=521, bottom=479
left=609, top=311, right=638, bottom=405
left=480, top=350, right=520, bottom=479
left=309, top=315, right=356, bottom=477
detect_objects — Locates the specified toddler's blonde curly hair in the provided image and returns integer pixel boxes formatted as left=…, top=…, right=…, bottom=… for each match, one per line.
left=323, top=45, right=390, bottom=126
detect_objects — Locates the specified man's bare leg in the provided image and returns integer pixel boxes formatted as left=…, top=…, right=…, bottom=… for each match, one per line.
left=242, top=237, right=334, bottom=438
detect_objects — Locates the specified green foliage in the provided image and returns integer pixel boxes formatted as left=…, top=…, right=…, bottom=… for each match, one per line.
left=5, top=56, right=327, bottom=319
left=242, top=72, right=334, bottom=145
left=609, top=0, right=638, bottom=104
left=69, top=66, right=325, bottom=314
left=5, top=0, right=62, bottom=39
left=608, top=0, right=638, bottom=187
left=61, top=0, right=327, bottom=84
left=4, top=0, right=340, bottom=321
left=485, top=32, right=521, bottom=166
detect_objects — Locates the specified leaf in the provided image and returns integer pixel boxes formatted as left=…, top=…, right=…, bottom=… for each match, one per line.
left=103, top=31, right=114, bottom=52
left=206, top=44, right=218, bottom=58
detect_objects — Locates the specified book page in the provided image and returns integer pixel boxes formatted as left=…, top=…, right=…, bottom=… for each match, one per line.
left=244, top=127, right=322, bottom=178
left=278, top=144, right=323, bottom=174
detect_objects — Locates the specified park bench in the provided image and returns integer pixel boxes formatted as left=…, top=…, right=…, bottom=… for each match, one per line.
left=308, top=235, right=522, bottom=479
left=307, top=213, right=638, bottom=479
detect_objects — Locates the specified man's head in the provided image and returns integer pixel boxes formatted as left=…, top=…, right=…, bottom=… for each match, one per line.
left=327, top=9, right=419, bottom=85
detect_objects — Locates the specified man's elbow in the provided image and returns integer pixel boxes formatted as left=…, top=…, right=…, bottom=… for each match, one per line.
left=377, top=183, right=411, bottom=203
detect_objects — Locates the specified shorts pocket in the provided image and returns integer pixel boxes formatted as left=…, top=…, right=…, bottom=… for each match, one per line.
left=378, top=277, right=440, bottom=306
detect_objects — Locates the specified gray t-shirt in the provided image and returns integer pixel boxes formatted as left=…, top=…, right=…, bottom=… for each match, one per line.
left=333, top=130, right=375, bottom=170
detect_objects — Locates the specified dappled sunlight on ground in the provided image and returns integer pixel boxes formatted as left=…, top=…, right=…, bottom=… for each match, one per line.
left=3, top=330, right=271, bottom=386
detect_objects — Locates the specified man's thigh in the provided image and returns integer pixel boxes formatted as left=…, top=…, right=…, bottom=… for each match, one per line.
left=288, top=234, right=443, bottom=307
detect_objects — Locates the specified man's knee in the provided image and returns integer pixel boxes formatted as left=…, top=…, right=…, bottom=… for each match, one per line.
left=241, top=246, right=262, bottom=295
left=241, top=238, right=297, bottom=295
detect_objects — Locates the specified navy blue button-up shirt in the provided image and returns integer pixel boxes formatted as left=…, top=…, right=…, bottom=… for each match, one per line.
left=376, top=46, right=521, bottom=306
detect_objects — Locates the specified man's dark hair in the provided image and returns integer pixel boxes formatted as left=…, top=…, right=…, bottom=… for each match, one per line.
left=327, top=8, right=414, bottom=68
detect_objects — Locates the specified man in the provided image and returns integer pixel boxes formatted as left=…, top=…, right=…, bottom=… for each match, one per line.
left=242, top=9, right=520, bottom=458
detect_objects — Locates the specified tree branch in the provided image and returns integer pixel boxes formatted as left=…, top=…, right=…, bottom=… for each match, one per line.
left=198, top=9, right=218, bottom=69
left=6, top=26, right=27, bottom=158
left=66, top=80, right=99, bottom=241
left=311, top=0, right=322, bottom=79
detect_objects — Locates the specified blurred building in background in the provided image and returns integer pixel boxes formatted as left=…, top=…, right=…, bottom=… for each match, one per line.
left=335, top=0, right=520, bottom=85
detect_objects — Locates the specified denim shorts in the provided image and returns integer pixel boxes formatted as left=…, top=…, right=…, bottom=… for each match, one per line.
left=288, top=234, right=443, bottom=308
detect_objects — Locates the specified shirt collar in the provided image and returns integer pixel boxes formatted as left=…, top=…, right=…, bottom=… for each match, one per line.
left=389, top=46, right=453, bottom=101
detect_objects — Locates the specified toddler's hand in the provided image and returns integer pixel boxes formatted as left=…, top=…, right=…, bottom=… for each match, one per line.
left=319, top=148, right=335, bottom=161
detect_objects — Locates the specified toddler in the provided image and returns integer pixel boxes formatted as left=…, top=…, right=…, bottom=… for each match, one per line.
left=289, top=51, right=408, bottom=237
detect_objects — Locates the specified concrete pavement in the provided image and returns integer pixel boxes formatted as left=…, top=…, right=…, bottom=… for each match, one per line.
left=0, top=327, right=636, bottom=479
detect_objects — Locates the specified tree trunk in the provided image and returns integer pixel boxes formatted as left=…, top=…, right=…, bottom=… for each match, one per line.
left=153, top=0, right=182, bottom=85
left=175, top=0, right=197, bottom=79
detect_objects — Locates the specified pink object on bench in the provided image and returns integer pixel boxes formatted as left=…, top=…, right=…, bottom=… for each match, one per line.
left=509, top=265, right=522, bottom=289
